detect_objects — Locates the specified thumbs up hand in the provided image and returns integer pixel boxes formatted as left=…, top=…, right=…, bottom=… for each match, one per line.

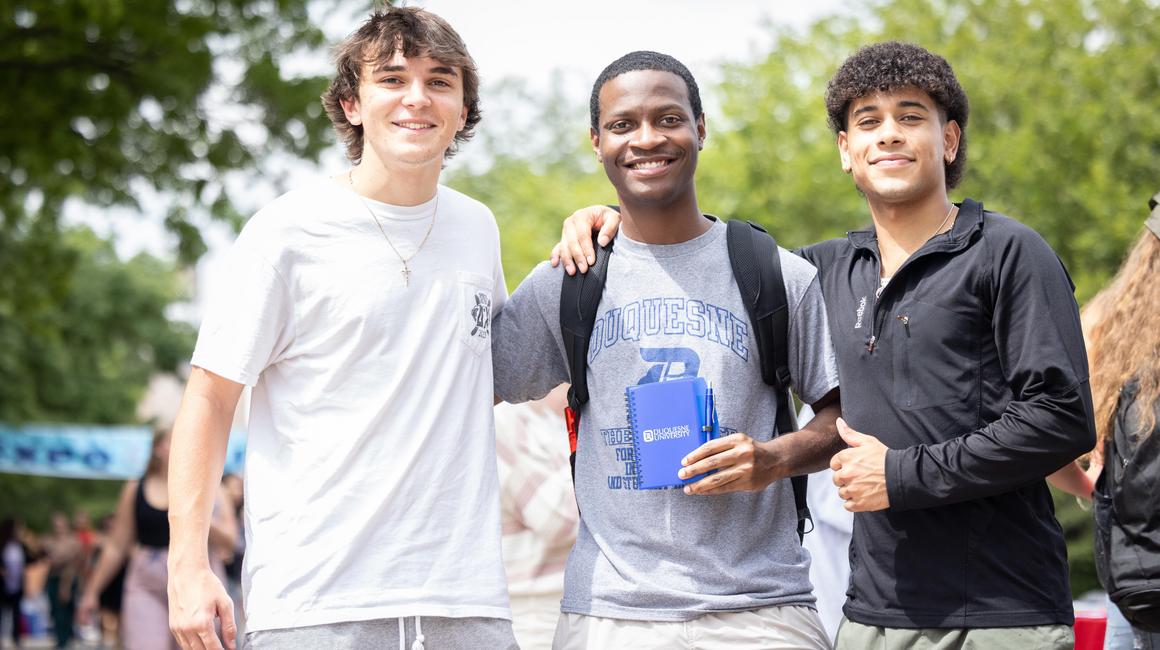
left=830, top=418, right=891, bottom=512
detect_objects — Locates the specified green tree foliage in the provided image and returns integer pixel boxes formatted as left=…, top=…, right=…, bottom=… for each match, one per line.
left=465, top=2, right=1159, bottom=304
left=1, top=0, right=333, bottom=260
left=1, top=1, right=339, bottom=524
left=0, top=228, right=194, bottom=425
left=703, top=0, right=1160, bottom=302
left=0, top=228, right=192, bottom=528
left=699, top=22, right=869, bottom=249
left=448, top=77, right=611, bottom=289
left=1, top=0, right=337, bottom=419
left=2, top=475, right=123, bottom=533
left=934, top=0, right=1159, bottom=300
left=451, top=0, right=1159, bottom=597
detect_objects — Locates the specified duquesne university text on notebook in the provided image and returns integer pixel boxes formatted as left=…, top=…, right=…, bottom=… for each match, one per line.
left=625, top=376, right=718, bottom=490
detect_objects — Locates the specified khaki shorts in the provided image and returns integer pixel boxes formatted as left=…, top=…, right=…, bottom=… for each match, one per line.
left=835, top=617, right=1073, bottom=650
left=553, top=605, right=831, bottom=650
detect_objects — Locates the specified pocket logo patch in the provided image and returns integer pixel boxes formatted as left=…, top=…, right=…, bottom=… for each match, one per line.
left=469, top=291, right=491, bottom=339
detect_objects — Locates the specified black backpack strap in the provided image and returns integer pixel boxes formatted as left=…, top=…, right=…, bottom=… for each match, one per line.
left=726, top=219, right=813, bottom=542
left=560, top=231, right=614, bottom=483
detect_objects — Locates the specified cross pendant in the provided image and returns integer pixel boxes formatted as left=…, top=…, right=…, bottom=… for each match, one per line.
left=401, top=265, right=411, bottom=287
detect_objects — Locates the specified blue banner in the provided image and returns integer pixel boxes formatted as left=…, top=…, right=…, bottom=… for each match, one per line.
left=0, top=425, right=247, bottom=480
left=223, top=429, right=246, bottom=477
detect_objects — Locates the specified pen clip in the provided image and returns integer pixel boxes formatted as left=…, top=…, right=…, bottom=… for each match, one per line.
left=703, top=380, right=716, bottom=436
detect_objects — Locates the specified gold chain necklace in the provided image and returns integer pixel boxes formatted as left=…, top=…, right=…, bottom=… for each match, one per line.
left=926, top=203, right=956, bottom=243
left=348, top=168, right=437, bottom=287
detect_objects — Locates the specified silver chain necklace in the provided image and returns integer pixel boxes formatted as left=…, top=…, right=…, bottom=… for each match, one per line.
left=348, top=168, right=437, bottom=287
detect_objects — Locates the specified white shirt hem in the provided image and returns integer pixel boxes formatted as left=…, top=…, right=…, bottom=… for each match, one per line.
left=246, top=603, right=513, bottom=633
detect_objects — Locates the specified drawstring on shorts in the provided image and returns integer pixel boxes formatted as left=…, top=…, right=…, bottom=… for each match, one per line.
left=412, top=616, right=425, bottom=650
left=397, top=616, right=425, bottom=650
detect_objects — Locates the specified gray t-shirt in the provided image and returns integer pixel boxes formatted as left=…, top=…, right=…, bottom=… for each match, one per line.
left=492, top=219, right=839, bottom=621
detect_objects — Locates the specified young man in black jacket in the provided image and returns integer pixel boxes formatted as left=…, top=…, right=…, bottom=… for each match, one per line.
left=555, top=41, right=1095, bottom=650
left=804, top=41, right=1093, bottom=649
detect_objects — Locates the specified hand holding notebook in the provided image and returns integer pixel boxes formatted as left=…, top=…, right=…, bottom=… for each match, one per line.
left=625, top=377, right=718, bottom=490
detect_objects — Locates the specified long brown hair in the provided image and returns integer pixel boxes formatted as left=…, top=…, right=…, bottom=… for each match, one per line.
left=1083, top=230, right=1160, bottom=461
left=146, top=428, right=170, bottom=477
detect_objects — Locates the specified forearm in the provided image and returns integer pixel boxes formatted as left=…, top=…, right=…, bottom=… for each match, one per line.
left=1047, top=461, right=1095, bottom=499
left=169, top=373, right=240, bottom=570
left=764, top=394, right=842, bottom=478
left=82, top=543, right=127, bottom=600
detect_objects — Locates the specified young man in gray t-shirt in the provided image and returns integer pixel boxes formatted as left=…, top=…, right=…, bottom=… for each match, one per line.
left=492, top=51, right=842, bottom=649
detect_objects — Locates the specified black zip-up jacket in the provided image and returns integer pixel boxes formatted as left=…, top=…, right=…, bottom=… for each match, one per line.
left=799, top=199, right=1096, bottom=628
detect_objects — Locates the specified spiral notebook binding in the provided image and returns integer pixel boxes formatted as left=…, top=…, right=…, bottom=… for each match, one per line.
left=625, top=388, right=643, bottom=490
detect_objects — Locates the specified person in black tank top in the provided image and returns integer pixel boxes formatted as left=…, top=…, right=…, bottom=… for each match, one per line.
left=134, top=477, right=170, bottom=549
left=77, top=429, right=238, bottom=650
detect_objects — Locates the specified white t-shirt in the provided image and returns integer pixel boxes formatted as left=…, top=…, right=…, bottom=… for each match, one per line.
left=192, top=179, right=509, bottom=632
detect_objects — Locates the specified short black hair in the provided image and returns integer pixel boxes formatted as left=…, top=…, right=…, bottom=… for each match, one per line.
left=825, top=41, right=970, bottom=189
left=589, top=51, right=702, bottom=131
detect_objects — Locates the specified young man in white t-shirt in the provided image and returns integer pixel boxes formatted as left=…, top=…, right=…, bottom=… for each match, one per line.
left=165, top=8, right=516, bottom=650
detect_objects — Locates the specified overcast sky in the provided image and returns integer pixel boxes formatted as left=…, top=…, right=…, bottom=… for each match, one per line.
left=414, top=0, right=840, bottom=93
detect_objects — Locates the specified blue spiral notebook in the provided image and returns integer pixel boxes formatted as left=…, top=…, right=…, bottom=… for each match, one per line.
left=625, top=377, right=717, bottom=490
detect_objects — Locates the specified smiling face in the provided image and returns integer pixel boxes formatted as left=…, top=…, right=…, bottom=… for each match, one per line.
left=838, top=86, right=961, bottom=206
left=341, top=51, right=468, bottom=171
left=591, top=69, right=705, bottom=210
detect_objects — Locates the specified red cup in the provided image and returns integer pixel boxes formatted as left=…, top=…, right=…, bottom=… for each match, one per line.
left=1074, top=609, right=1107, bottom=650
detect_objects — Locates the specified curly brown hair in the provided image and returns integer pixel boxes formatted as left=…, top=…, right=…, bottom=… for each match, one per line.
left=825, top=41, right=969, bottom=189
left=1082, top=230, right=1160, bottom=462
left=321, top=6, right=481, bottom=163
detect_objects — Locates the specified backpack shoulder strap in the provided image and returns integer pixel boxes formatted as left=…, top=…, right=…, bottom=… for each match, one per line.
left=726, top=220, right=791, bottom=391
left=726, top=219, right=812, bottom=542
left=560, top=231, right=614, bottom=481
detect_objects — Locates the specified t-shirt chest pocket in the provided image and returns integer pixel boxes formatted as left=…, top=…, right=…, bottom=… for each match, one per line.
left=890, top=299, right=979, bottom=410
left=458, top=271, right=494, bottom=355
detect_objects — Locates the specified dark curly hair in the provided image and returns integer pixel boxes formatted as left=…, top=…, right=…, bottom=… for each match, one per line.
left=590, top=51, right=702, bottom=131
left=321, top=6, right=481, bottom=163
left=825, top=41, right=969, bottom=189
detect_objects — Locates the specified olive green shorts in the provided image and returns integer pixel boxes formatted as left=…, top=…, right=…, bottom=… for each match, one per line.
left=835, top=617, right=1073, bottom=650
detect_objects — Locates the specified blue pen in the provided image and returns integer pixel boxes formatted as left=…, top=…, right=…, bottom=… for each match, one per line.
left=703, top=381, right=716, bottom=439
